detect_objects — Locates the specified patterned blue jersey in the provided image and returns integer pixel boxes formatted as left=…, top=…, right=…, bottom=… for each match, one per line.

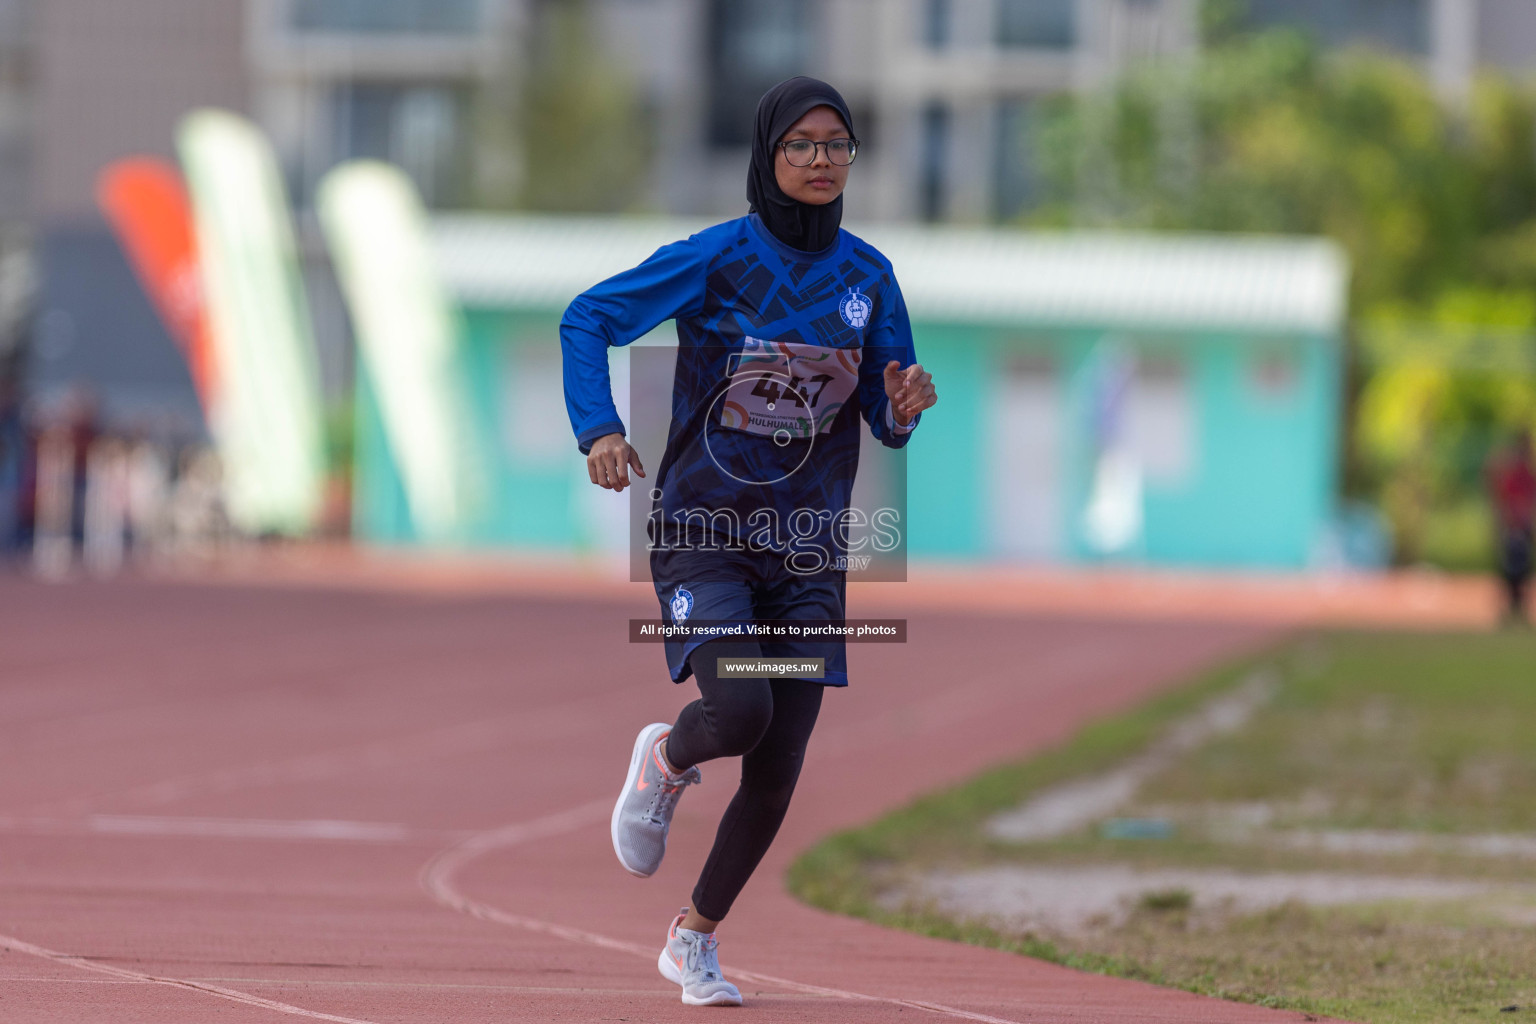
left=561, top=213, right=920, bottom=575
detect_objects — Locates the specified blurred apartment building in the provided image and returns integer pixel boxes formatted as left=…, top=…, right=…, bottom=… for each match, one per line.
left=0, top=0, right=32, bottom=382
left=228, top=0, right=1536, bottom=223
left=5, top=0, right=1536, bottom=423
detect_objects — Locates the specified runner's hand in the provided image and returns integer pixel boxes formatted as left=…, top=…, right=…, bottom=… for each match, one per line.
left=587, top=433, right=645, bottom=492
left=884, top=361, right=937, bottom=427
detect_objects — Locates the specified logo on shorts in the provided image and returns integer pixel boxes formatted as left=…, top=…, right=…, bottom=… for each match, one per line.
left=670, top=587, right=694, bottom=624
left=838, top=287, right=871, bottom=329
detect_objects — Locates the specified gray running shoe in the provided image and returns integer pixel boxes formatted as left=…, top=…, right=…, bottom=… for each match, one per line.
left=611, top=722, right=701, bottom=878
left=657, top=909, right=743, bottom=1007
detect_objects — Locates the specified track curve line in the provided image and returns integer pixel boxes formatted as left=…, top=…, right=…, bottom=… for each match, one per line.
left=418, top=801, right=1028, bottom=1024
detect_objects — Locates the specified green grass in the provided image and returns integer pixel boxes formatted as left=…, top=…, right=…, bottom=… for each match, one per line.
left=787, top=630, right=1536, bottom=1024
left=1143, top=632, right=1536, bottom=833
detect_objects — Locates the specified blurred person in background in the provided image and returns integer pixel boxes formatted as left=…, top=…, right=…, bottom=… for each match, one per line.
left=1486, top=429, right=1536, bottom=625
left=562, top=76, right=935, bottom=1007
left=63, top=387, right=100, bottom=549
left=83, top=435, right=130, bottom=576
left=14, top=397, right=37, bottom=559
left=32, top=412, right=76, bottom=577
left=125, top=425, right=172, bottom=563
left=166, top=444, right=227, bottom=559
left=0, top=376, right=22, bottom=560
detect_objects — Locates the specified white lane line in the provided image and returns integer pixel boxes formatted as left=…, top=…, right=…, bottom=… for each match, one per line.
left=30, top=688, right=611, bottom=817
left=0, top=815, right=462, bottom=844
left=0, top=933, right=382, bottom=1024
left=88, top=815, right=429, bottom=843
left=0, top=975, right=777, bottom=997
left=418, top=801, right=1027, bottom=1024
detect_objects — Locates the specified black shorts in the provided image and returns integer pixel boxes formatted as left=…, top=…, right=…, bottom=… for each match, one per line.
left=652, top=549, right=848, bottom=686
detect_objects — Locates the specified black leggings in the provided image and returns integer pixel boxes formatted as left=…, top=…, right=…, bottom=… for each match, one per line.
left=1500, top=528, right=1533, bottom=617
left=663, top=640, right=824, bottom=923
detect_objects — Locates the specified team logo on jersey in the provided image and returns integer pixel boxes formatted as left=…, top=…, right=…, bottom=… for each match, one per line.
left=670, top=587, right=694, bottom=624
left=839, top=287, right=872, bottom=329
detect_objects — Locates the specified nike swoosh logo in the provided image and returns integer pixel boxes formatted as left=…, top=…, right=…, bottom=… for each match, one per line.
left=636, top=779, right=649, bottom=791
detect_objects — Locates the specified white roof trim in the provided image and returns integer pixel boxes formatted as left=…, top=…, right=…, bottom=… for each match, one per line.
left=430, top=214, right=1348, bottom=335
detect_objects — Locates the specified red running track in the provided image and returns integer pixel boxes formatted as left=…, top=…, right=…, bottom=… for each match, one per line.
left=0, top=574, right=1328, bottom=1023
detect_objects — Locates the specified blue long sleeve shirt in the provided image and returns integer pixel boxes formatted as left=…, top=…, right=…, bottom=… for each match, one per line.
left=561, top=213, right=920, bottom=571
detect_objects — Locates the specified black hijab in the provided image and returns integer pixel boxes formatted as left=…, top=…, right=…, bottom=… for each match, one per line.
left=746, top=77, right=856, bottom=254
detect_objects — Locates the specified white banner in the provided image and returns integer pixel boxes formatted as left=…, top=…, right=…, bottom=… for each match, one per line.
left=177, top=109, right=325, bottom=536
left=316, top=161, right=483, bottom=541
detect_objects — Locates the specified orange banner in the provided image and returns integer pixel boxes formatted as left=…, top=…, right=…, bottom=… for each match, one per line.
left=96, top=157, right=219, bottom=418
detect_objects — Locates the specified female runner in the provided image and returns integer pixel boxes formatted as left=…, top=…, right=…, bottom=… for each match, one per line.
left=561, top=76, right=937, bottom=1006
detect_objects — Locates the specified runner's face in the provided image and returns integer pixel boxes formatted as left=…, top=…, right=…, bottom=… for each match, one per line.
left=773, top=106, right=851, bottom=206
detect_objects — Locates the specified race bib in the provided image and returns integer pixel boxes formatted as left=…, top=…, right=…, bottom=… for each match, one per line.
left=718, top=337, right=861, bottom=439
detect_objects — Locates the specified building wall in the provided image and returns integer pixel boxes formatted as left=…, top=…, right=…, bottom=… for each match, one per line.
left=245, top=0, right=515, bottom=211
left=1475, top=0, right=1536, bottom=72
left=0, top=0, right=32, bottom=230
left=6, top=0, right=1504, bottom=446
left=611, top=0, right=1198, bottom=225
left=353, top=303, right=644, bottom=553
left=31, top=0, right=246, bottom=225
left=596, top=0, right=1528, bottom=225
left=0, top=0, right=33, bottom=376
left=353, top=304, right=1342, bottom=571
left=18, top=0, right=1536, bottom=231
left=24, top=0, right=1523, bottom=237
left=902, top=324, right=1339, bottom=569
left=25, top=0, right=246, bottom=428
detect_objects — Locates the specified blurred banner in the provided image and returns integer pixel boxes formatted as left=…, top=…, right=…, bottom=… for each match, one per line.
left=1082, top=341, right=1143, bottom=557
left=316, top=161, right=483, bottom=542
left=176, top=108, right=325, bottom=537
left=95, top=158, right=220, bottom=420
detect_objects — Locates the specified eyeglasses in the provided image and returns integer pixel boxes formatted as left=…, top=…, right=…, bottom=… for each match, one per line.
left=777, top=138, right=859, bottom=167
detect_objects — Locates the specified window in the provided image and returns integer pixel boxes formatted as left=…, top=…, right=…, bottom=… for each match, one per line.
left=1248, top=350, right=1299, bottom=401
left=1127, top=355, right=1194, bottom=485
left=989, top=352, right=1063, bottom=559
left=290, top=0, right=484, bottom=35
left=0, top=0, right=29, bottom=48
left=923, top=0, right=951, bottom=48
left=332, top=83, right=465, bottom=206
left=1242, top=0, right=1428, bottom=55
left=994, top=98, right=1042, bottom=221
left=706, top=0, right=812, bottom=148
left=920, top=102, right=949, bottom=222
left=996, top=0, right=1075, bottom=49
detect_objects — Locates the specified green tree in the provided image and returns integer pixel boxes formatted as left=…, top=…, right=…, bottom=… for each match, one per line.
left=1357, top=290, right=1536, bottom=563
left=470, top=0, right=654, bottom=213
left=1028, top=22, right=1536, bottom=565
left=1032, top=30, right=1536, bottom=308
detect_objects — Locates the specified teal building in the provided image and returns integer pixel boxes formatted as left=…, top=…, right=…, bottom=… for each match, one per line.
left=353, top=215, right=1348, bottom=570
